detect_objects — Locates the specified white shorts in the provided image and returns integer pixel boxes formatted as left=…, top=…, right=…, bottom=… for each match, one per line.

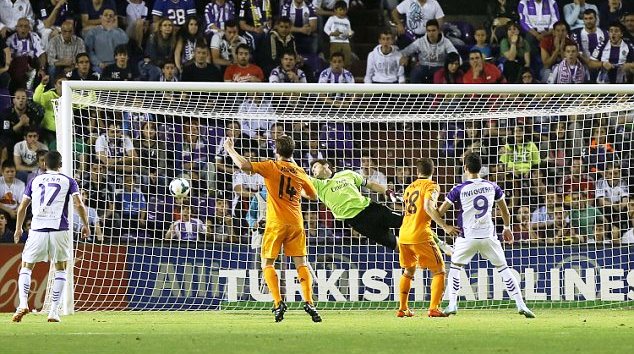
left=450, top=237, right=508, bottom=267
left=22, top=230, right=72, bottom=264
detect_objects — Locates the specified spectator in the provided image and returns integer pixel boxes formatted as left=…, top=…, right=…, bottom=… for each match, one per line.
left=548, top=42, right=588, bottom=83
left=135, top=121, right=171, bottom=183
left=563, top=0, right=599, bottom=30
left=570, top=8, right=607, bottom=81
left=552, top=205, right=578, bottom=244
left=305, top=209, right=334, bottom=244
left=392, top=0, right=445, bottom=47
left=569, top=191, right=604, bottom=243
left=80, top=0, right=117, bottom=35
left=259, top=17, right=297, bottom=76
left=433, top=52, right=463, bottom=84
left=518, top=0, right=561, bottom=52
left=589, top=21, right=634, bottom=83
left=6, top=17, right=47, bottom=91
left=318, top=52, right=355, bottom=106
left=224, top=43, right=264, bottom=82
left=324, top=1, right=354, bottom=68
left=0, top=212, right=14, bottom=242
left=122, top=99, right=154, bottom=139
left=364, top=30, right=404, bottom=84
left=237, top=93, right=276, bottom=140
left=47, top=20, right=85, bottom=78
left=84, top=8, right=129, bottom=73
left=238, top=0, right=273, bottom=44
left=540, top=20, right=576, bottom=81
left=388, top=163, right=413, bottom=194
left=66, top=52, right=100, bottom=80
left=585, top=126, right=618, bottom=172
left=101, top=44, right=137, bottom=81
left=471, top=27, right=493, bottom=59
left=0, top=88, right=43, bottom=161
left=159, top=59, right=179, bottom=82
left=624, top=12, right=634, bottom=41
left=95, top=119, right=138, bottom=173
left=595, top=162, right=629, bottom=231
left=165, top=205, right=205, bottom=240
left=599, top=0, right=633, bottom=30
left=145, top=18, right=176, bottom=67
left=174, top=16, right=204, bottom=73
left=500, top=22, right=532, bottom=83
left=114, top=174, right=147, bottom=238
left=269, top=51, right=307, bottom=83
left=26, top=149, right=47, bottom=185
left=463, top=49, right=506, bottom=83
left=486, top=0, right=520, bottom=44
left=499, top=125, right=541, bottom=176
left=210, top=19, right=246, bottom=71
left=0, top=0, right=35, bottom=38
left=356, top=155, right=387, bottom=201
left=73, top=189, right=104, bottom=242
left=174, top=118, right=214, bottom=191
left=530, top=193, right=557, bottom=235
left=0, top=36, right=9, bottom=90
left=204, top=0, right=236, bottom=37
left=513, top=205, right=538, bottom=243
left=214, top=121, right=254, bottom=192
left=0, top=160, right=25, bottom=224
left=80, top=161, right=115, bottom=222
left=301, top=137, right=327, bottom=172
left=13, top=127, right=47, bottom=183
left=33, top=73, right=65, bottom=149
left=519, top=67, right=539, bottom=82
left=37, top=0, right=75, bottom=52
left=282, top=0, right=319, bottom=56
left=399, top=19, right=458, bottom=83
left=181, top=42, right=222, bottom=82
left=209, top=196, right=234, bottom=242
left=151, top=0, right=196, bottom=31
left=125, top=0, right=148, bottom=48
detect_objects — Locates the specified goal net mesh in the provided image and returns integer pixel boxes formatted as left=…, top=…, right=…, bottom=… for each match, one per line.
left=54, top=84, right=634, bottom=311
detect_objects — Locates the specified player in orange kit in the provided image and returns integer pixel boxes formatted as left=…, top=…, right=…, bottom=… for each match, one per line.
left=224, top=135, right=321, bottom=323
left=397, top=158, right=459, bottom=318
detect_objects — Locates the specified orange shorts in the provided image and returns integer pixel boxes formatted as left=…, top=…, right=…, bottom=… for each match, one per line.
left=399, top=241, right=445, bottom=273
left=260, top=222, right=307, bottom=259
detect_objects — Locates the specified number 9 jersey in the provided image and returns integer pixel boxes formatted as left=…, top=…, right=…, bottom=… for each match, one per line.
left=445, top=178, right=504, bottom=239
left=399, top=179, right=439, bottom=244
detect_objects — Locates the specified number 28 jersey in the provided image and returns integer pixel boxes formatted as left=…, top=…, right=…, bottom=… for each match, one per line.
left=399, top=178, right=438, bottom=244
left=25, top=171, right=80, bottom=231
left=445, top=178, right=504, bottom=239
left=251, top=160, right=317, bottom=228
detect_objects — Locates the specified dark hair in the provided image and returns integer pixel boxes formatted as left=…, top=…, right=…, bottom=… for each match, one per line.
left=195, top=41, right=208, bottom=51
left=334, top=0, right=347, bottom=10
left=75, top=52, right=90, bottom=62
left=24, top=126, right=39, bottom=136
left=277, top=17, right=292, bottom=25
left=310, top=159, right=332, bottom=171
left=583, top=8, right=597, bottom=18
left=281, top=50, right=296, bottom=58
left=443, top=52, right=462, bottom=83
left=379, top=28, right=393, bottom=38
left=55, top=72, right=67, bottom=83
left=275, top=135, right=295, bottom=158
left=44, top=151, right=63, bottom=170
left=236, top=43, right=251, bottom=54
left=162, top=59, right=176, bottom=68
left=553, top=20, right=570, bottom=33
left=1, top=160, right=16, bottom=170
left=608, top=21, right=626, bottom=33
left=425, top=19, right=440, bottom=29
left=468, top=48, right=484, bottom=58
left=463, top=152, right=482, bottom=174
left=114, top=44, right=128, bottom=56
left=225, top=19, right=237, bottom=28
left=330, top=51, right=345, bottom=61
left=35, top=149, right=48, bottom=159
left=415, top=158, right=434, bottom=176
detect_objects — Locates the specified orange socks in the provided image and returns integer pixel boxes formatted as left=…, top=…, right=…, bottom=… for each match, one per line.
left=263, top=266, right=282, bottom=306
left=399, top=273, right=413, bottom=310
left=430, top=272, right=446, bottom=310
left=297, top=265, right=313, bottom=304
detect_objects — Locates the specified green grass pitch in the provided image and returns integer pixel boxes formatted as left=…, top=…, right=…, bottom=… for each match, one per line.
left=1, top=309, right=633, bottom=354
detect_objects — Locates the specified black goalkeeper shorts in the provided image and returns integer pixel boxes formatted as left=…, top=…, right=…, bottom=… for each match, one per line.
left=345, top=202, right=403, bottom=250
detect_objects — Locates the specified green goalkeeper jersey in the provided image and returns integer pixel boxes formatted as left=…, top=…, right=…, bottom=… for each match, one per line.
left=310, top=170, right=371, bottom=220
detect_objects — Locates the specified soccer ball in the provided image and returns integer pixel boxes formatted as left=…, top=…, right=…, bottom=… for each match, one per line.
left=169, top=178, right=190, bottom=198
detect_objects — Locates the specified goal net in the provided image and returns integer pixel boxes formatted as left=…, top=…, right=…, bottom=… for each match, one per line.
left=51, top=82, right=633, bottom=313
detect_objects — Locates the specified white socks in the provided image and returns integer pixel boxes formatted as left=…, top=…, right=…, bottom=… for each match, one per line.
left=50, top=270, right=67, bottom=313
left=18, top=268, right=32, bottom=309
left=447, top=265, right=462, bottom=307
left=498, top=266, right=526, bottom=308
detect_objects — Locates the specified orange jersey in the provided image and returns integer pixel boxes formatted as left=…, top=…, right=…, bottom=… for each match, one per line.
left=251, top=160, right=317, bottom=227
left=399, top=178, right=439, bottom=244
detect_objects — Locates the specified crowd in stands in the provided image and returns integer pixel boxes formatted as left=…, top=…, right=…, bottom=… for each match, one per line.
left=0, top=0, right=632, bottom=246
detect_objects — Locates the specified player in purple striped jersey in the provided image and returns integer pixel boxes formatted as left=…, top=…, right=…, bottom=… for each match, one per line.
left=11, top=151, right=90, bottom=323
left=438, top=152, right=535, bottom=318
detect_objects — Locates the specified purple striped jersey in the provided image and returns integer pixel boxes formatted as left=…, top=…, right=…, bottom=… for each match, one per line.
left=572, top=27, right=607, bottom=58
left=172, top=218, right=206, bottom=241
left=445, top=178, right=504, bottom=239
left=280, top=0, right=317, bottom=28
left=25, top=171, right=80, bottom=231
left=204, top=1, right=236, bottom=34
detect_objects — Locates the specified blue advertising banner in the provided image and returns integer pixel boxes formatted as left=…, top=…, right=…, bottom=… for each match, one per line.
left=125, top=245, right=634, bottom=310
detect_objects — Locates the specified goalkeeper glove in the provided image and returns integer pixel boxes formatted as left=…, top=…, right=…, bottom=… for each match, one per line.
left=385, top=189, right=402, bottom=203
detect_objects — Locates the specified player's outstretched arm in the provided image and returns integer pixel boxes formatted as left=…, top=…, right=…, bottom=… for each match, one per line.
left=73, top=194, right=91, bottom=239
left=496, top=199, right=513, bottom=243
left=13, top=198, right=31, bottom=243
left=366, top=180, right=398, bottom=202
left=224, top=137, right=253, bottom=172
left=424, top=197, right=459, bottom=236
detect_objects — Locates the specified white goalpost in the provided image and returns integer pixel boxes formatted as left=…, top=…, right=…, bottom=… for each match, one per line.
left=50, top=82, right=634, bottom=314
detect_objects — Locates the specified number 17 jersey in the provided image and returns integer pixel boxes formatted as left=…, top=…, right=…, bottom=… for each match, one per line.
left=399, top=178, right=438, bottom=244
left=445, top=178, right=504, bottom=239
left=25, top=171, right=80, bottom=231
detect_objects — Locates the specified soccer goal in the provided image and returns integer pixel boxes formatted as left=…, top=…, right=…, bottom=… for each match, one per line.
left=48, top=82, right=634, bottom=314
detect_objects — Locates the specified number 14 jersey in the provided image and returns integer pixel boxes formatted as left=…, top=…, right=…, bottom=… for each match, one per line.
left=399, top=178, right=438, bottom=244
left=445, top=178, right=504, bottom=239
left=25, top=171, right=80, bottom=231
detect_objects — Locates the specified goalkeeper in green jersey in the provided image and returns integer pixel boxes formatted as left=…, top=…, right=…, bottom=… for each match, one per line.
left=309, top=159, right=403, bottom=250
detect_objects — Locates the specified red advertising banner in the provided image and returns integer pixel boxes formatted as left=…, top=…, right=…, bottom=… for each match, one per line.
left=0, top=245, right=50, bottom=312
left=74, top=244, right=129, bottom=310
